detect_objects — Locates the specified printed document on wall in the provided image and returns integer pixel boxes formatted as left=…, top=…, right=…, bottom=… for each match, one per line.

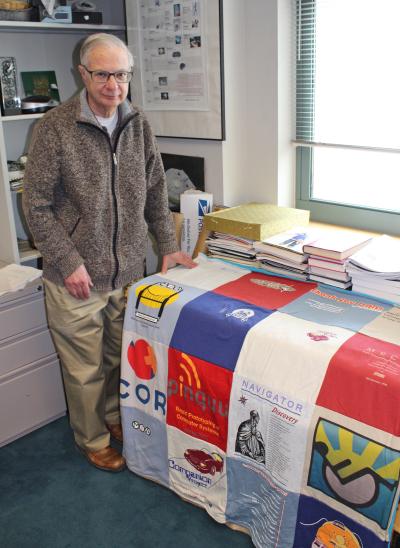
left=137, top=0, right=209, bottom=111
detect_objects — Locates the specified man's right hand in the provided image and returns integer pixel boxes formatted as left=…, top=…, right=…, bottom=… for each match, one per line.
left=64, top=264, right=93, bottom=300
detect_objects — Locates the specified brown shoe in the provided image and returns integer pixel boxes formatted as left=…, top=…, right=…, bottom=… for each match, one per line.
left=106, top=422, right=123, bottom=443
left=77, top=445, right=126, bottom=472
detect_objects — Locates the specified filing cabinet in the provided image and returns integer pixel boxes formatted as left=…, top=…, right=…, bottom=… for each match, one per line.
left=0, top=280, right=66, bottom=447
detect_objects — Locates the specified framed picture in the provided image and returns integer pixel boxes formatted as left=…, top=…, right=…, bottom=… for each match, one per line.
left=127, top=0, right=225, bottom=140
left=21, top=71, right=60, bottom=102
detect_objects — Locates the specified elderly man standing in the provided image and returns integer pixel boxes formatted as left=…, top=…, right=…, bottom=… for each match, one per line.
left=23, top=33, right=195, bottom=472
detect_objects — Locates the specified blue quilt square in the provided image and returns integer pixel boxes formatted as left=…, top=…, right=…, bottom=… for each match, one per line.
left=294, top=495, right=389, bottom=548
left=170, top=291, right=273, bottom=371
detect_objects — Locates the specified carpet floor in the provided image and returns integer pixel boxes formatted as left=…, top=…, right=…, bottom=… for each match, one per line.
left=0, top=415, right=254, bottom=548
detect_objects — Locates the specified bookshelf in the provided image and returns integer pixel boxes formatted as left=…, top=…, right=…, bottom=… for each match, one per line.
left=0, top=0, right=126, bottom=266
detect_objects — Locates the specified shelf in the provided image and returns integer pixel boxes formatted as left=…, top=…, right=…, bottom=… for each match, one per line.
left=19, top=246, right=41, bottom=263
left=0, top=21, right=125, bottom=31
left=1, top=114, right=43, bottom=122
left=0, top=0, right=127, bottom=268
left=20, top=249, right=41, bottom=263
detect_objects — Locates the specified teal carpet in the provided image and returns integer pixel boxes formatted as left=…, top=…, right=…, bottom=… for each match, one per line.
left=0, top=416, right=253, bottom=548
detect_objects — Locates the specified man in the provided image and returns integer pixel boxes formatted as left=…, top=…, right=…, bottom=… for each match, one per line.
left=23, top=33, right=196, bottom=472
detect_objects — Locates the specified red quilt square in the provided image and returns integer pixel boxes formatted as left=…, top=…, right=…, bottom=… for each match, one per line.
left=167, top=348, right=233, bottom=451
left=317, top=333, right=400, bottom=435
left=213, top=272, right=316, bottom=310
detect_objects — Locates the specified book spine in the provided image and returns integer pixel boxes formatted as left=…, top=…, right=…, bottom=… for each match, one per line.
left=308, top=257, right=347, bottom=271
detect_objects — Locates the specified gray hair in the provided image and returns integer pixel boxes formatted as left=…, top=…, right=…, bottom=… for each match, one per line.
left=80, top=33, right=134, bottom=68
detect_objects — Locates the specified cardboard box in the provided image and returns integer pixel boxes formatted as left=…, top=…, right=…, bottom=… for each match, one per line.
left=146, top=212, right=184, bottom=275
left=180, top=190, right=213, bottom=257
left=203, top=203, right=310, bottom=241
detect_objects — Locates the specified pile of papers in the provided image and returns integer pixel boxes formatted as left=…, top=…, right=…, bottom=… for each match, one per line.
left=347, top=235, right=400, bottom=304
left=0, top=263, right=42, bottom=297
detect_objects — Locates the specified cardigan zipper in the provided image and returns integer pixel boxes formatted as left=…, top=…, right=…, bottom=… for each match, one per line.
left=77, top=115, right=137, bottom=288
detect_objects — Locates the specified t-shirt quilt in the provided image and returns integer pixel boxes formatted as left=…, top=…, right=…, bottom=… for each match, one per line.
left=121, top=257, right=400, bottom=548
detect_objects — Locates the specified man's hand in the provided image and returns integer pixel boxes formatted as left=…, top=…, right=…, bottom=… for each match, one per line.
left=64, top=264, right=93, bottom=300
left=161, top=251, right=197, bottom=274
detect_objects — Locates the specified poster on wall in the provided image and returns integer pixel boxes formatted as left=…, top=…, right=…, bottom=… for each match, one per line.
left=127, top=0, right=225, bottom=140
left=138, top=0, right=209, bottom=111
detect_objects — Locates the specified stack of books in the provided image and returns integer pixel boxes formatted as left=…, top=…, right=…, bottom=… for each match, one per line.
left=303, top=231, right=372, bottom=289
left=308, top=256, right=351, bottom=287
left=203, top=203, right=312, bottom=281
left=253, top=227, right=320, bottom=281
left=202, top=205, right=399, bottom=297
left=206, top=230, right=312, bottom=281
left=347, top=235, right=400, bottom=304
left=205, top=232, right=257, bottom=266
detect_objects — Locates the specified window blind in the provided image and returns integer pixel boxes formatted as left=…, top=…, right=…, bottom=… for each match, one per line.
left=295, top=0, right=400, bottom=152
left=296, top=0, right=315, bottom=142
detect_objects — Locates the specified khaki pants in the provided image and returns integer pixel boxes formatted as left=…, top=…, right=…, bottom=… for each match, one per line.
left=44, top=279, right=125, bottom=451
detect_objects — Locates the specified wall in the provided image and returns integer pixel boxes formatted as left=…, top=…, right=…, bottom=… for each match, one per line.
left=218, top=0, right=248, bottom=206
left=221, top=0, right=294, bottom=207
left=277, top=0, right=296, bottom=206
left=126, top=0, right=294, bottom=208
left=157, top=137, right=224, bottom=205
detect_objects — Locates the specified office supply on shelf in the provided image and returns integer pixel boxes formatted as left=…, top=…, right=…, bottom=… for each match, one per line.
left=0, top=56, right=21, bottom=115
left=39, top=4, right=72, bottom=23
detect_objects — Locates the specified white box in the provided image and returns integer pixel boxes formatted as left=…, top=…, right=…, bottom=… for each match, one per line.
left=180, top=190, right=213, bottom=257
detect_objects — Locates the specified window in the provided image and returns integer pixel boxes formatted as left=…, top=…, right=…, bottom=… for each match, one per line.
left=295, top=0, right=400, bottom=235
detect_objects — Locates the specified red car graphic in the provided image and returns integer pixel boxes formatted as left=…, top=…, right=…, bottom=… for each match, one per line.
left=184, top=449, right=224, bottom=476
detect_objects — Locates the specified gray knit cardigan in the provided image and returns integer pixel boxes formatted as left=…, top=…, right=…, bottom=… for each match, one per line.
left=22, top=90, right=178, bottom=291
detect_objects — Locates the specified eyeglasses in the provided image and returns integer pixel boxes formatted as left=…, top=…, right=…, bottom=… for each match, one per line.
left=82, top=65, right=133, bottom=83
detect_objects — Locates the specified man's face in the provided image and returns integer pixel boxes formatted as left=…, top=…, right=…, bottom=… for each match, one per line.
left=79, top=44, right=130, bottom=117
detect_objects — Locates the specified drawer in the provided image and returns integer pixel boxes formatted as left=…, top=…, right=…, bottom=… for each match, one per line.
left=0, top=355, right=66, bottom=447
left=0, top=327, right=56, bottom=377
left=0, top=281, right=43, bottom=306
left=0, top=292, right=48, bottom=342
